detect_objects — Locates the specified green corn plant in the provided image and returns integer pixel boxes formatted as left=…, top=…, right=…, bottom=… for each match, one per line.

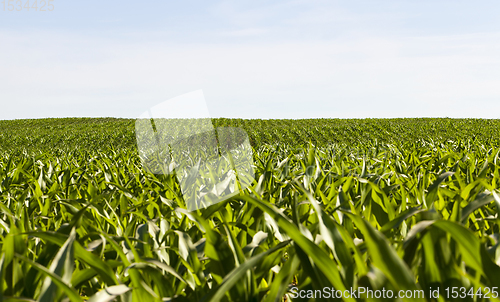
left=0, top=118, right=500, bottom=301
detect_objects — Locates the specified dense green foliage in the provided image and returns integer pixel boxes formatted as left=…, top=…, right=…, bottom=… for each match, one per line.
left=2, top=117, right=500, bottom=154
left=0, top=118, right=500, bottom=301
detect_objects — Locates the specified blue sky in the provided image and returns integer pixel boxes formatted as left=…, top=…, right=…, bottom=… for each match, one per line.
left=1, top=0, right=500, bottom=119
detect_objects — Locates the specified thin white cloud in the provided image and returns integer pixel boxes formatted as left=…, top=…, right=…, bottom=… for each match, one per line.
left=218, top=28, right=269, bottom=37
left=1, top=27, right=500, bottom=119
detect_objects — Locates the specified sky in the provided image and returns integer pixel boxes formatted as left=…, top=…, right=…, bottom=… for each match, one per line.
left=1, top=0, right=500, bottom=120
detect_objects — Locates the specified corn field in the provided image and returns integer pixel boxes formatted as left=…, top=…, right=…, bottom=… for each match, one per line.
left=0, top=118, right=500, bottom=301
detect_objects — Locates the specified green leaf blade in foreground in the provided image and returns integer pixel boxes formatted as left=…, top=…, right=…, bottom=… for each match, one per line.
left=432, top=220, right=500, bottom=284
left=87, top=284, right=131, bottom=302
left=25, top=231, right=119, bottom=286
left=206, top=240, right=290, bottom=302
left=38, top=228, right=76, bottom=302
left=342, top=211, right=426, bottom=301
left=14, top=255, right=82, bottom=302
left=239, top=195, right=357, bottom=302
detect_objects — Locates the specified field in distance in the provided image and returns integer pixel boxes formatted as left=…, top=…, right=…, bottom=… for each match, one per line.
left=1, top=117, right=500, bottom=154
left=0, top=118, right=499, bottom=301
